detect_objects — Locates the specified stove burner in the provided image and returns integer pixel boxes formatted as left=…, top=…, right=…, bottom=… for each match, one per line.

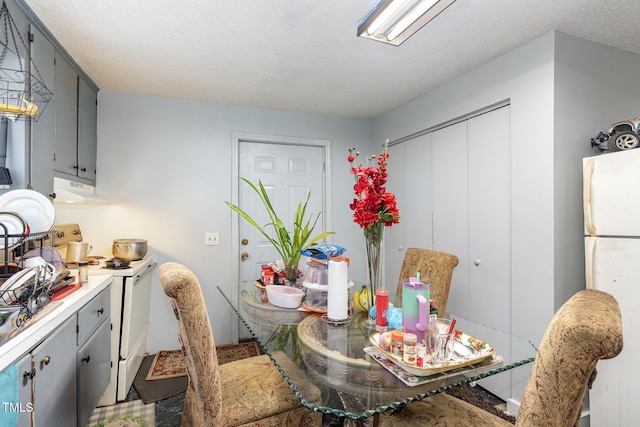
left=102, top=265, right=130, bottom=270
left=104, top=258, right=131, bottom=269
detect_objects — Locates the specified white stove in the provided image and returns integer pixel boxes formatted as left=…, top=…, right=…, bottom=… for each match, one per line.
left=70, top=256, right=155, bottom=405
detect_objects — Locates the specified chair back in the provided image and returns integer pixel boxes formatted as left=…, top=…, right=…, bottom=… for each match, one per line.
left=158, top=262, right=221, bottom=427
left=516, top=289, right=623, bottom=427
left=395, top=248, right=459, bottom=313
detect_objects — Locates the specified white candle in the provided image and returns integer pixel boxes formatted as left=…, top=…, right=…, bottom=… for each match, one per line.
left=327, top=260, right=348, bottom=321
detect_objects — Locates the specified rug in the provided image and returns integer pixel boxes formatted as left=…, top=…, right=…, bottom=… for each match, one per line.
left=134, top=341, right=260, bottom=404
left=146, top=342, right=260, bottom=380
left=146, top=350, right=185, bottom=380
left=88, top=399, right=155, bottom=427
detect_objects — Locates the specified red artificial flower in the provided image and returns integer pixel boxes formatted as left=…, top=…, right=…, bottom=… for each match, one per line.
left=347, top=141, right=400, bottom=231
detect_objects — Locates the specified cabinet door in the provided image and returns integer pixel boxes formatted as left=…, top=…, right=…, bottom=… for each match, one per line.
left=385, top=142, right=407, bottom=293
left=54, top=54, right=78, bottom=178
left=432, top=121, right=469, bottom=315
left=467, top=107, right=511, bottom=332
left=77, top=78, right=97, bottom=182
left=77, top=318, right=111, bottom=427
left=29, top=24, right=56, bottom=195
left=16, top=352, right=33, bottom=427
left=385, top=134, right=433, bottom=292
left=33, top=315, right=77, bottom=426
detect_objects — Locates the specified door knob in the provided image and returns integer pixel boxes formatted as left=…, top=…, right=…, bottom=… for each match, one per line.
left=241, top=252, right=249, bottom=261
left=241, top=239, right=249, bottom=245
left=41, top=356, right=51, bottom=366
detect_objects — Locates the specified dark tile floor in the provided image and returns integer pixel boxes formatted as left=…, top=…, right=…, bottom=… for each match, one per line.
left=125, top=381, right=508, bottom=426
left=125, top=385, right=185, bottom=427
left=126, top=385, right=344, bottom=426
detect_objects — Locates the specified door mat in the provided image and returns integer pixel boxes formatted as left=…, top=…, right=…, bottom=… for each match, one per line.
left=88, top=399, right=155, bottom=427
left=146, top=350, right=186, bottom=380
left=134, top=341, right=260, bottom=403
left=146, top=342, right=260, bottom=380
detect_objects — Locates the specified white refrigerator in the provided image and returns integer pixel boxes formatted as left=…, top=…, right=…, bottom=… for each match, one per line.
left=583, top=149, right=640, bottom=426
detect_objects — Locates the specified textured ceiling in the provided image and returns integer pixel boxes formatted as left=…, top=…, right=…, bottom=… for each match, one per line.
left=21, top=0, right=640, bottom=119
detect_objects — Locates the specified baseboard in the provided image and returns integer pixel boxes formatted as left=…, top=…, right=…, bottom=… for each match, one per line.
left=506, top=398, right=521, bottom=417
left=579, top=409, right=590, bottom=427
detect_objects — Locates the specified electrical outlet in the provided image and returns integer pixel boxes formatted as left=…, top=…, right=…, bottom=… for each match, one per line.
left=205, top=232, right=219, bottom=246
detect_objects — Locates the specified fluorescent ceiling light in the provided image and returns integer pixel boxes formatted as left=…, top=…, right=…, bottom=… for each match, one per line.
left=358, top=0, right=456, bottom=46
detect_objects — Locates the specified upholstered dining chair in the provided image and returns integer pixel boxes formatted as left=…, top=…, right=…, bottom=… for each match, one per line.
left=396, top=248, right=459, bottom=313
left=380, top=288, right=623, bottom=427
left=158, top=262, right=322, bottom=427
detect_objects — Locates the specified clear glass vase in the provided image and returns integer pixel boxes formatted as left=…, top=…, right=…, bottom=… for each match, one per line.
left=284, top=257, right=300, bottom=286
left=363, top=222, right=384, bottom=328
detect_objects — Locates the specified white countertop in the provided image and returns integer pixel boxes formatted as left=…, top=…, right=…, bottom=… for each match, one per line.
left=0, top=274, right=113, bottom=372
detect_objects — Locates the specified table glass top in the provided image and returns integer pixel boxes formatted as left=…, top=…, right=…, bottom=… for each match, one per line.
left=218, top=286, right=537, bottom=420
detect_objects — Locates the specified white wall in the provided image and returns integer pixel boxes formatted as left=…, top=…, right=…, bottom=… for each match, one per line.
left=373, top=30, right=640, bottom=412
left=375, top=31, right=557, bottom=346
left=552, top=31, right=640, bottom=308
left=52, top=30, right=640, bottom=407
left=55, top=92, right=372, bottom=351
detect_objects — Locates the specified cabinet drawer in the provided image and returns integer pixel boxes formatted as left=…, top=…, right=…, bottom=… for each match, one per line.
left=77, top=287, right=110, bottom=346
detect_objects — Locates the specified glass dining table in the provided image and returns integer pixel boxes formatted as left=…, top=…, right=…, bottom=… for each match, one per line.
left=218, top=285, right=537, bottom=422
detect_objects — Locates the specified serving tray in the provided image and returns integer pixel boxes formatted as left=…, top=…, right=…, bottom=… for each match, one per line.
left=369, top=330, right=495, bottom=376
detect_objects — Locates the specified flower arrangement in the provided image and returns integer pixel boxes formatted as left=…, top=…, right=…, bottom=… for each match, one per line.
left=348, top=140, right=400, bottom=324
left=347, top=139, right=400, bottom=237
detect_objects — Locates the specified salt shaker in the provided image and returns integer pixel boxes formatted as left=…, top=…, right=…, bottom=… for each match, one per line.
left=78, top=261, right=89, bottom=285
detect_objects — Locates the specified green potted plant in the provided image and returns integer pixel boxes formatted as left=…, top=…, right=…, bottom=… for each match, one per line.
left=226, top=178, right=334, bottom=284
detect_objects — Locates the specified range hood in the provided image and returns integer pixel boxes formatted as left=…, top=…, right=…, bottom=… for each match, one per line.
left=53, top=177, right=109, bottom=205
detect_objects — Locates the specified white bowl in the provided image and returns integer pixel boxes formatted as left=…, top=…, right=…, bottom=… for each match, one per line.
left=266, top=285, right=305, bottom=309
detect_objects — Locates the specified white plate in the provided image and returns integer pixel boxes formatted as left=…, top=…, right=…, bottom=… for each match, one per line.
left=0, top=211, right=26, bottom=248
left=0, top=190, right=55, bottom=233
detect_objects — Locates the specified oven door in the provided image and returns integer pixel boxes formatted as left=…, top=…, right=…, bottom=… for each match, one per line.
left=119, top=265, right=152, bottom=359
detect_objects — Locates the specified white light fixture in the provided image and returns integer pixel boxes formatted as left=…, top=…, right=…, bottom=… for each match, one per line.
left=357, top=0, right=456, bottom=46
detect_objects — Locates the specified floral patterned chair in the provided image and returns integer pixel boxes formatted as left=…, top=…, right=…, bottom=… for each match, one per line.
left=395, top=248, right=459, bottom=313
left=158, top=262, right=322, bottom=427
left=380, top=288, right=623, bottom=426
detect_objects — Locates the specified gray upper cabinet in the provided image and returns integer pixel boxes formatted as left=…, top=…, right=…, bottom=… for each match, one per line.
left=54, top=54, right=78, bottom=178
left=29, top=23, right=55, bottom=195
left=54, top=54, right=97, bottom=184
left=77, top=78, right=97, bottom=182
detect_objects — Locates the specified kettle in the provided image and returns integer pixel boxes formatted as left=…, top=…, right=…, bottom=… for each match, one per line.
left=65, top=242, right=92, bottom=264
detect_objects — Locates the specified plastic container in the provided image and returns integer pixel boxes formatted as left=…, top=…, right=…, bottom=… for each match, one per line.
left=78, top=261, right=89, bottom=285
left=375, top=287, right=389, bottom=332
left=265, top=285, right=305, bottom=309
left=302, top=263, right=329, bottom=311
left=403, top=333, right=418, bottom=366
left=390, top=330, right=404, bottom=356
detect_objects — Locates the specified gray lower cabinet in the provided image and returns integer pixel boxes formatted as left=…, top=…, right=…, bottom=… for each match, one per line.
left=16, top=315, right=77, bottom=427
left=77, top=318, right=110, bottom=426
left=12, top=286, right=111, bottom=426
